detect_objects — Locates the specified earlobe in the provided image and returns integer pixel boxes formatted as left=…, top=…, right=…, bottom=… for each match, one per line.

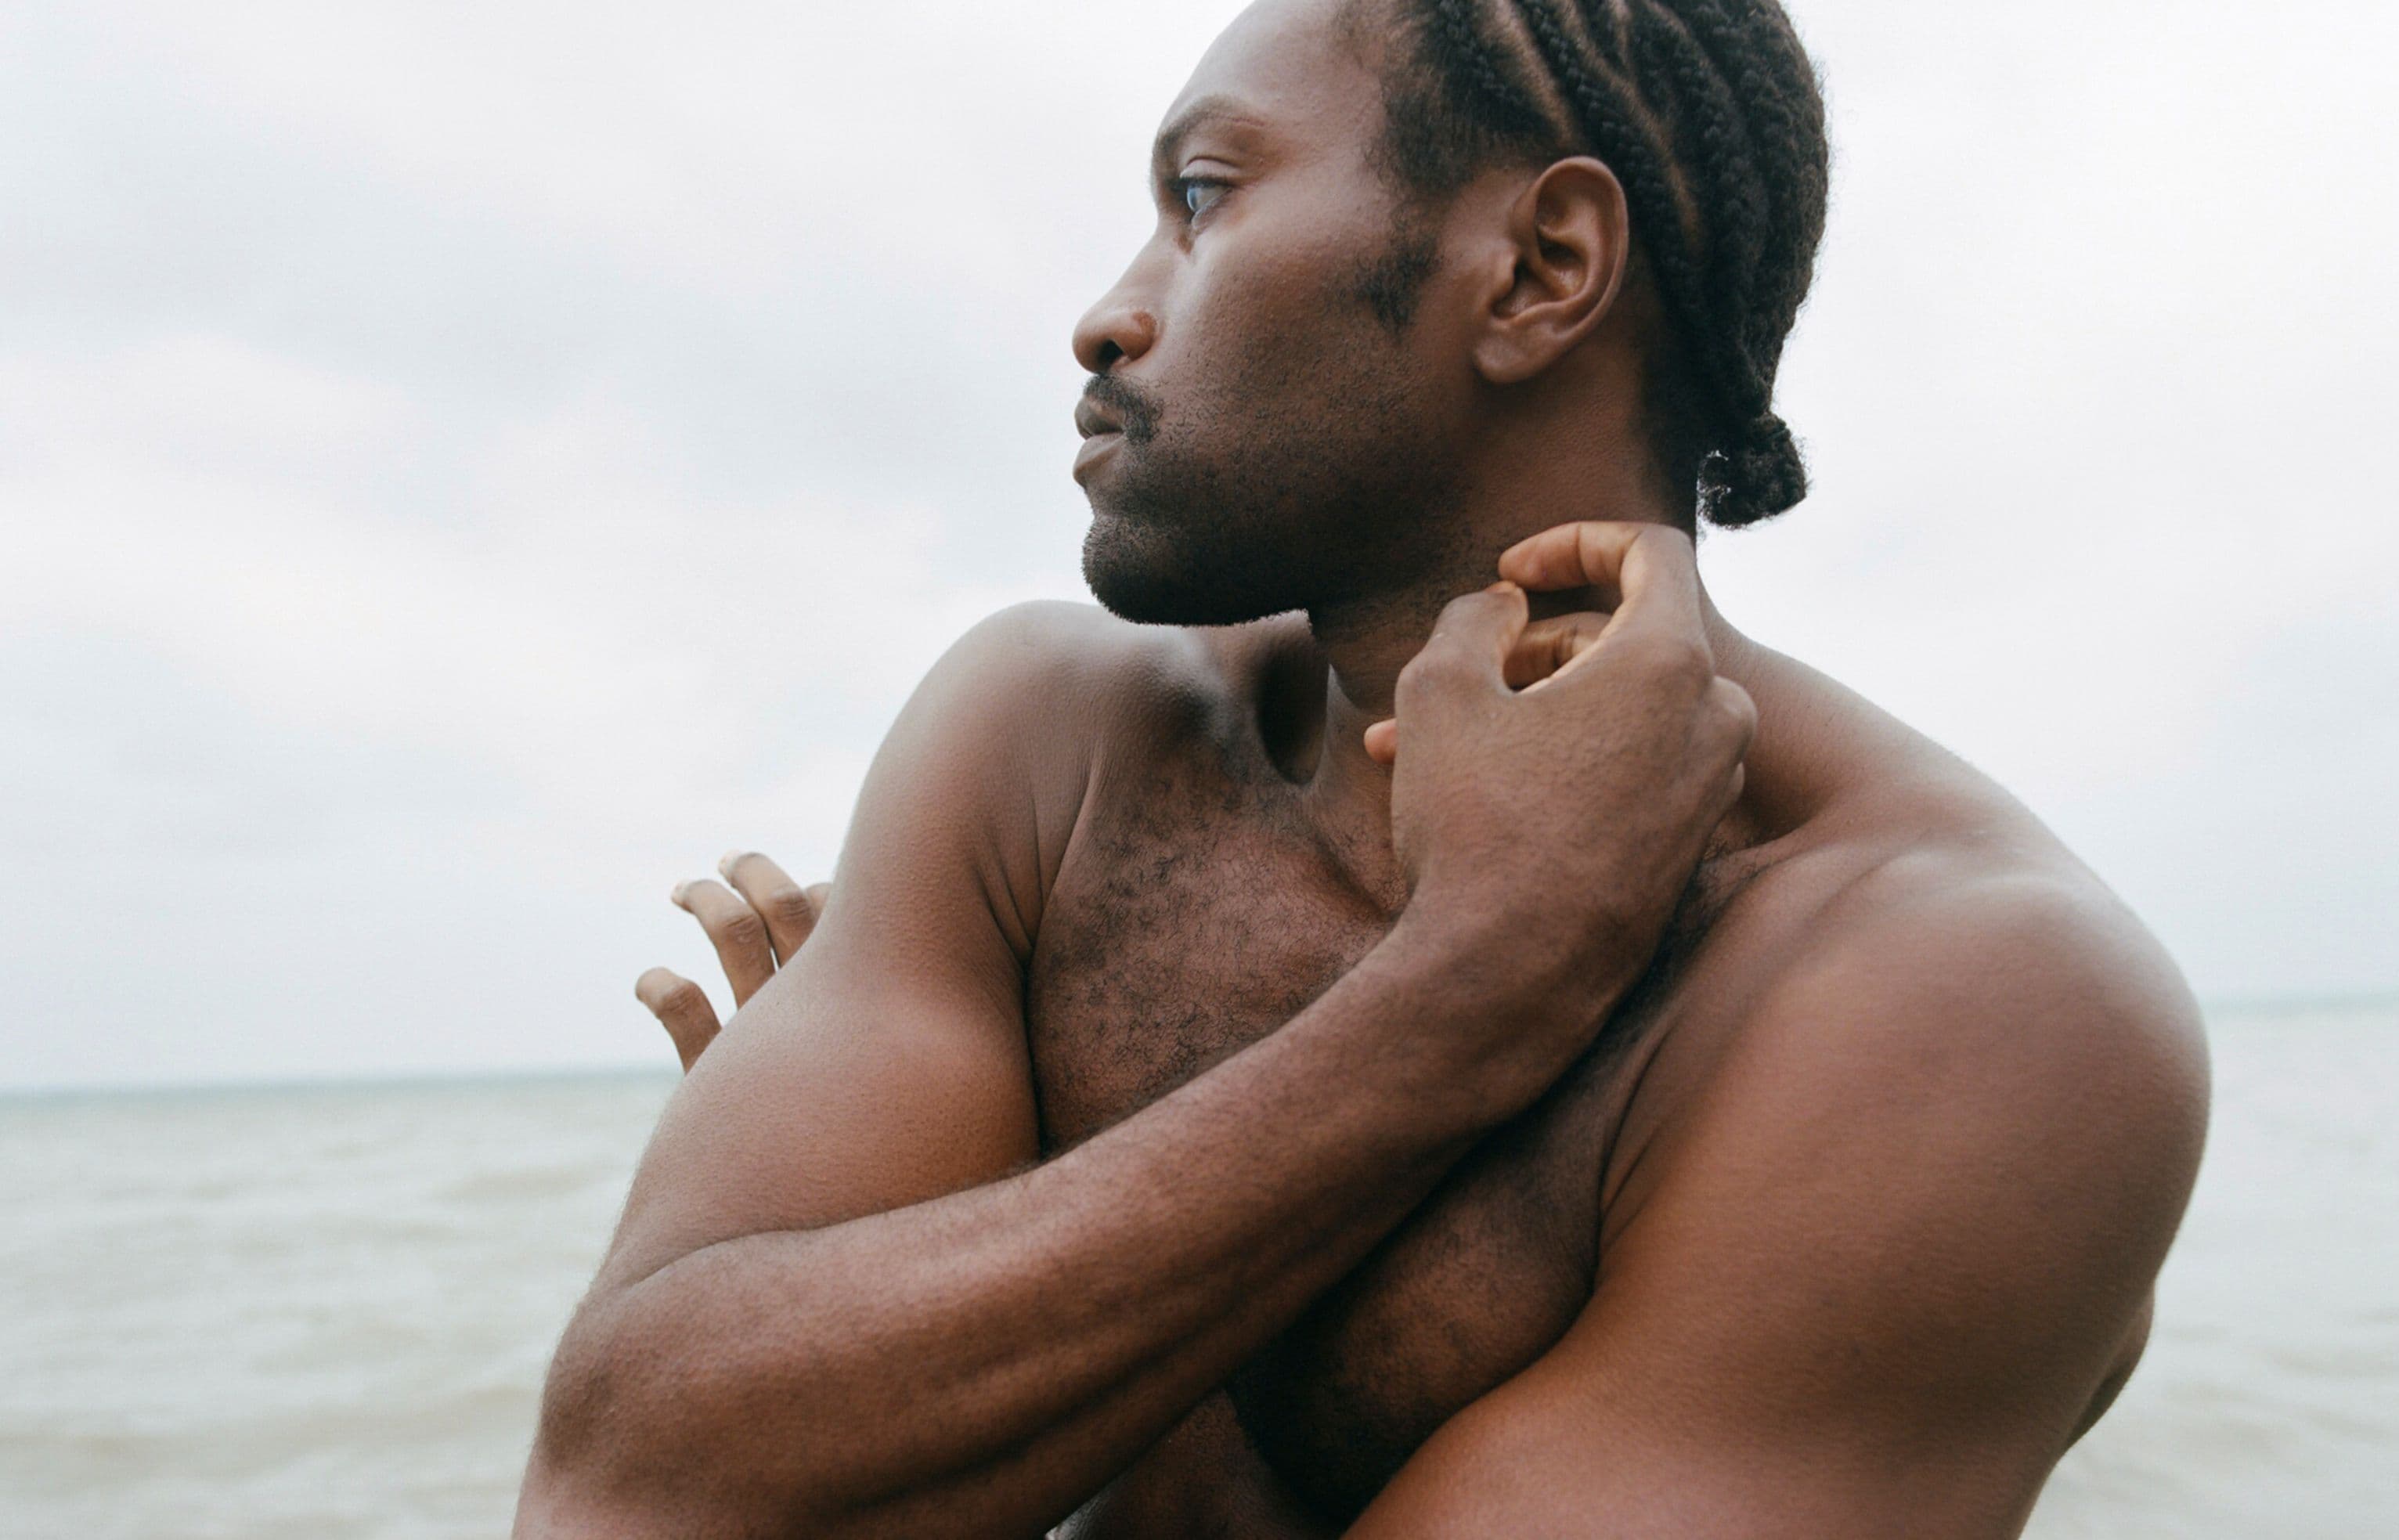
left=1472, top=158, right=1632, bottom=387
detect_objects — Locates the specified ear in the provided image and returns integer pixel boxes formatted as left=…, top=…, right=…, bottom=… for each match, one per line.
left=1471, top=158, right=1632, bottom=386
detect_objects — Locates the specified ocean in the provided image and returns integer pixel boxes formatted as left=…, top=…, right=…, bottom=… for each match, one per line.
left=3, top=1002, right=2393, bottom=1538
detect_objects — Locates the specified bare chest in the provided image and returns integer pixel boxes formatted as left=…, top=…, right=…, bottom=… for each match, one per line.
left=1026, top=752, right=1629, bottom=1526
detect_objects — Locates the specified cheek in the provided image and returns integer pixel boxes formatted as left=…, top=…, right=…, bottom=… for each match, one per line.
left=1161, top=274, right=1311, bottom=398
left=1158, top=201, right=1403, bottom=391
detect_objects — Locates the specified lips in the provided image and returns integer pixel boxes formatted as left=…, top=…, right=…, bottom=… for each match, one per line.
left=1073, top=429, right=1123, bottom=485
left=1074, top=399, right=1124, bottom=440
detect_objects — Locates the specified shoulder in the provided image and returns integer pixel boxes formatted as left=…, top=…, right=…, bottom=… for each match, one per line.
left=904, top=600, right=1256, bottom=742
left=910, top=599, right=1178, bottom=723
left=1743, top=840, right=2212, bottom=1180
left=1585, top=836, right=2210, bottom=1452
left=849, top=601, right=1268, bottom=950
left=1374, top=844, right=2210, bottom=1532
left=898, top=600, right=1311, bottom=793
left=1647, top=827, right=2210, bottom=1356
left=1684, top=814, right=2213, bottom=1228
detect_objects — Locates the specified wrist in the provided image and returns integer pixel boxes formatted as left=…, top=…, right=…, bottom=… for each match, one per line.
left=1363, top=901, right=1636, bottom=1127
left=1405, top=873, right=1644, bottom=1008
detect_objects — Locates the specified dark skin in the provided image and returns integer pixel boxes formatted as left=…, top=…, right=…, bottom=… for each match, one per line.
left=518, top=2, right=2210, bottom=1535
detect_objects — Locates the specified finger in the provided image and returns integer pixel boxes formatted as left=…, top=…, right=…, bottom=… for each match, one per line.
left=1496, top=523, right=1703, bottom=643
left=637, top=968, right=722, bottom=1073
left=672, top=879, right=777, bottom=1007
left=1364, top=718, right=1398, bottom=766
left=1505, top=612, right=1609, bottom=691
left=1711, top=676, right=1761, bottom=752
left=1418, top=582, right=1531, bottom=683
left=1495, top=520, right=1645, bottom=593
left=1703, top=679, right=1756, bottom=822
left=1717, top=762, right=1749, bottom=824
left=718, top=851, right=821, bottom=965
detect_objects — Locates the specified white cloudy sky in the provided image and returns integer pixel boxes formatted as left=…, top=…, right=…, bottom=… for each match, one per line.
left=2, top=0, right=2392, bottom=1091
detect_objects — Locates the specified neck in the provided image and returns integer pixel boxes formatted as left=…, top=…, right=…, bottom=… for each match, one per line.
left=1308, top=423, right=1689, bottom=726
left=1292, top=442, right=1801, bottom=884
left=1302, top=571, right=1798, bottom=902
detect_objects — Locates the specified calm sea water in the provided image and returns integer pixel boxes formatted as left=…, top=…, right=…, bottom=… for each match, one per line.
left=3, top=1004, right=2394, bottom=1538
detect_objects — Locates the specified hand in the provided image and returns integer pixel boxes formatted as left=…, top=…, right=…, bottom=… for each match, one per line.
left=1369, top=523, right=1755, bottom=1044
left=636, top=851, right=832, bottom=1073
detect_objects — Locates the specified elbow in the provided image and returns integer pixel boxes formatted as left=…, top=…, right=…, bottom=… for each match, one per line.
left=514, top=1452, right=619, bottom=1540
left=515, top=1303, right=660, bottom=1537
left=518, top=1297, right=756, bottom=1538
left=516, top=1292, right=855, bottom=1540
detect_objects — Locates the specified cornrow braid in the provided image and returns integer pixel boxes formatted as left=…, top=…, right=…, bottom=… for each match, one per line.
left=1371, top=0, right=1830, bottom=528
left=1614, top=0, right=1792, bottom=513
left=1513, top=0, right=1766, bottom=501
left=1428, top=0, right=1548, bottom=139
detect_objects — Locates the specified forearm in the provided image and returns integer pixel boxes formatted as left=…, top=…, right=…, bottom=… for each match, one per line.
left=524, top=916, right=1601, bottom=1539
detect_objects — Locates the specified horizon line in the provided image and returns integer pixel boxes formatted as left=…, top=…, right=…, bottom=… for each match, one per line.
left=4, top=988, right=2396, bottom=1103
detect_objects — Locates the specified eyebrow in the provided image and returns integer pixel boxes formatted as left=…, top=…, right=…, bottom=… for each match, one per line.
left=1151, top=94, right=1268, bottom=175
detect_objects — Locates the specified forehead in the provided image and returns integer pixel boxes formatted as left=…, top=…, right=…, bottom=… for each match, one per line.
left=1160, top=0, right=1387, bottom=151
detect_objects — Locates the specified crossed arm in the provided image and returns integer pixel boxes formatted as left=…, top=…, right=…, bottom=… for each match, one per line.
left=593, top=867, right=2203, bottom=1538
left=521, top=531, right=2209, bottom=1538
left=1347, top=875, right=2208, bottom=1537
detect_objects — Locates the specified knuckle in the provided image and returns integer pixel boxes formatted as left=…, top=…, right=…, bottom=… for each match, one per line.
left=1398, top=644, right=1473, bottom=703
left=1436, top=590, right=1492, bottom=627
left=1397, top=650, right=1446, bottom=698
left=657, top=977, right=709, bottom=1016
left=1633, top=525, right=1697, bottom=564
left=1666, top=639, right=1715, bottom=687
left=765, top=887, right=816, bottom=929
left=1552, top=615, right=1606, bottom=664
left=1623, top=632, right=1712, bottom=687
left=1704, top=700, right=1757, bottom=766
left=1715, top=680, right=1760, bottom=735
left=716, top=907, right=768, bottom=951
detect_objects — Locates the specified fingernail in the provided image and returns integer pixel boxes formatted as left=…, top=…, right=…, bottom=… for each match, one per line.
left=671, top=882, right=691, bottom=907
left=718, top=850, right=747, bottom=878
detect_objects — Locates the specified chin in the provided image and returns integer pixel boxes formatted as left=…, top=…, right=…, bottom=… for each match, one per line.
left=1081, top=514, right=1304, bottom=629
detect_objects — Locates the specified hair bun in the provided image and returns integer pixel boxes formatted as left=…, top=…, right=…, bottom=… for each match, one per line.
left=1703, top=410, right=1809, bottom=529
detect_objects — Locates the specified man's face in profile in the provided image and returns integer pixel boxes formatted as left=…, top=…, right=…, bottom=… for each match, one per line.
left=1071, top=0, right=1481, bottom=628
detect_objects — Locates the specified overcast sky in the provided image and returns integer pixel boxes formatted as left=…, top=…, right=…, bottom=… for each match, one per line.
left=2, top=0, right=2393, bottom=1091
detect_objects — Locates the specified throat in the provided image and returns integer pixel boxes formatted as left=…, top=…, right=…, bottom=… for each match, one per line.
left=1306, top=568, right=1484, bottom=721
left=1255, top=628, right=1334, bottom=785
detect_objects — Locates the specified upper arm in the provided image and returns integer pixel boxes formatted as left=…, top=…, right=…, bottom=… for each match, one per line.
left=594, top=602, right=1124, bottom=1294
left=1357, top=872, right=2212, bottom=1538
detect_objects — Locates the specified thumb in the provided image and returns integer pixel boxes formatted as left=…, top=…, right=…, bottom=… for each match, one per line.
left=1422, top=582, right=1532, bottom=683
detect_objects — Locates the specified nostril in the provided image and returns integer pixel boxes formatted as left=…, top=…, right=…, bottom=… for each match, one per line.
left=1073, top=297, right=1154, bottom=375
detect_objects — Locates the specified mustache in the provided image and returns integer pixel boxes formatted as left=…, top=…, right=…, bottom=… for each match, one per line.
left=1081, top=373, right=1163, bottom=445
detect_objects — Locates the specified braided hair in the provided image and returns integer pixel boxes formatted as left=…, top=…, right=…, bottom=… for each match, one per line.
left=1362, top=0, right=1830, bottom=528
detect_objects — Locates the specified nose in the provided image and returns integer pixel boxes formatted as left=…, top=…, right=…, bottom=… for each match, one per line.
left=1073, top=264, right=1160, bottom=377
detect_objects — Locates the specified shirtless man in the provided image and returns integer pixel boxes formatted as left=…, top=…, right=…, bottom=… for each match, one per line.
left=516, top=1, right=2210, bottom=1535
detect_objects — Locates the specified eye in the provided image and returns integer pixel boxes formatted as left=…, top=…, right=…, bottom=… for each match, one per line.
left=1177, top=177, right=1229, bottom=221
